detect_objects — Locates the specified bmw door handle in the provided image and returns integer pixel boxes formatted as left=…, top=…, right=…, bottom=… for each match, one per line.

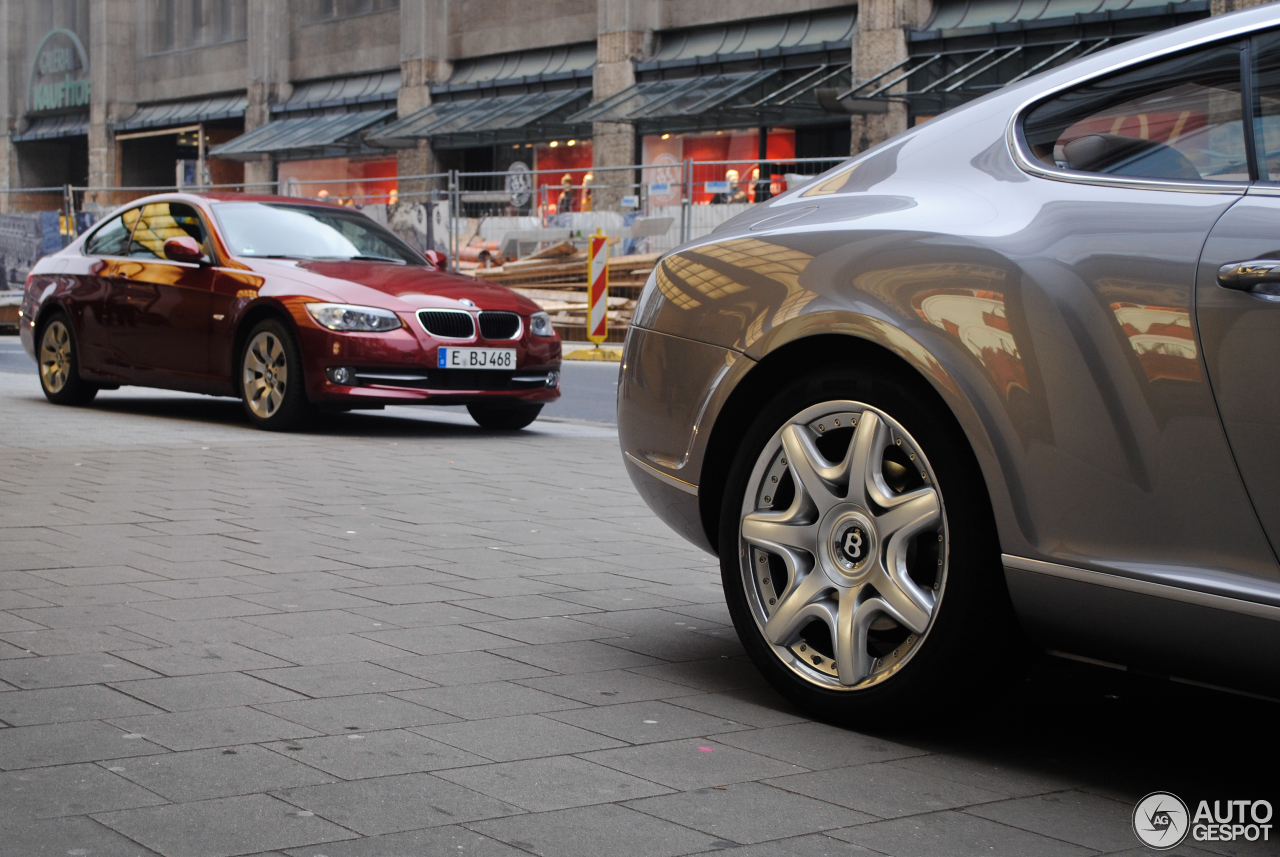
left=1217, top=260, right=1280, bottom=295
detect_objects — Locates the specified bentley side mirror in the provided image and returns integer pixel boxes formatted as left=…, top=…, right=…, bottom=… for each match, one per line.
left=164, top=236, right=205, bottom=264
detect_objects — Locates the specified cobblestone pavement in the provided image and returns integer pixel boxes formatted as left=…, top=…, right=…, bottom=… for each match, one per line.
left=0, top=370, right=1275, bottom=857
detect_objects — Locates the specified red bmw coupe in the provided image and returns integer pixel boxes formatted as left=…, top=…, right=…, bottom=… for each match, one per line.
left=19, top=193, right=561, bottom=430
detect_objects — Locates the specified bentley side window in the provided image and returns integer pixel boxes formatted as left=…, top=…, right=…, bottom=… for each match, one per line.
left=1022, top=43, right=1248, bottom=183
left=128, top=202, right=211, bottom=261
left=83, top=210, right=137, bottom=257
left=1249, top=31, right=1280, bottom=181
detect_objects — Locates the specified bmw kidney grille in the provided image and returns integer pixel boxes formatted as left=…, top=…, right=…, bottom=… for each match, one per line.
left=418, top=310, right=475, bottom=339
left=478, top=311, right=521, bottom=340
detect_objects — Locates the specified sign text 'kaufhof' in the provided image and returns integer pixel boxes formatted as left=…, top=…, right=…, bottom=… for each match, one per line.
left=28, top=29, right=91, bottom=114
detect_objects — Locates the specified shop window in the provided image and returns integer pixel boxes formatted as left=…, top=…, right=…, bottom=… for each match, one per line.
left=278, top=157, right=399, bottom=205
left=642, top=129, right=797, bottom=205
left=533, top=141, right=594, bottom=214
left=149, top=0, right=247, bottom=53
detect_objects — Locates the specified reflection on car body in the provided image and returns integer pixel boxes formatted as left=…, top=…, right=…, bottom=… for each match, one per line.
left=618, top=6, right=1280, bottom=722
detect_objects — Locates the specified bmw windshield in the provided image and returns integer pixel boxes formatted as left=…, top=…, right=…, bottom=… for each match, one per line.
left=212, top=202, right=425, bottom=264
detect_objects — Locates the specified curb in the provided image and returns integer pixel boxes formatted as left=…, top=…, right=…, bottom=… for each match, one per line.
left=563, top=347, right=622, bottom=362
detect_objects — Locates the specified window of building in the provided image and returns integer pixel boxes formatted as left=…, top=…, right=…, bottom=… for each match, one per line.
left=642, top=129, right=797, bottom=205
left=532, top=141, right=593, bottom=214
left=31, top=1, right=89, bottom=36
left=277, top=157, right=399, bottom=206
left=1021, top=41, right=1247, bottom=183
left=304, top=0, right=399, bottom=23
left=149, top=0, right=247, bottom=54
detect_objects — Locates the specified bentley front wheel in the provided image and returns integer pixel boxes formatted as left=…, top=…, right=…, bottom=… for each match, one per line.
left=719, top=366, right=1011, bottom=724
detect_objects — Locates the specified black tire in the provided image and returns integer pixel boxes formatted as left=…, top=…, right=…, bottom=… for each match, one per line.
left=238, top=319, right=312, bottom=431
left=36, top=311, right=98, bottom=406
left=467, top=401, right=543, bottom=430
left=717, top=362, right=1016, bottom=726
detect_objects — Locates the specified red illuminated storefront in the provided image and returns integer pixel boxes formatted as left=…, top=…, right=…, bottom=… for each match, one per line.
left=278, top=157, right=399, bottom=205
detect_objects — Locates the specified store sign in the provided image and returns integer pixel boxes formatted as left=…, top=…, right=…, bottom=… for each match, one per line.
left=28, top=29, right=91, bottom=114
left=505, top=161, right=532, bottom=208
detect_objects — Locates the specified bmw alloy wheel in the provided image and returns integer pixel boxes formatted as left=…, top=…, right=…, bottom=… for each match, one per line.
left=39, top=320, right=72, bottom=394
left=242, top=330, right=289, bottom=420
left=738, top=400, right=947, bottom=690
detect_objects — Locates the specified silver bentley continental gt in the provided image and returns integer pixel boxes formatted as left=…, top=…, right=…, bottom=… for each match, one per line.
left=618, top=5, right=1280, bottom=722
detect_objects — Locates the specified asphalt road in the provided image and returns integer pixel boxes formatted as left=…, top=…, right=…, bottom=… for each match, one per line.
left=0, top=334, right=620, bottom=424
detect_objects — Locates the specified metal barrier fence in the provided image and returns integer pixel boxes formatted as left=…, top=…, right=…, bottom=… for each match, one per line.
left=0, top=157, right=845, bottom=338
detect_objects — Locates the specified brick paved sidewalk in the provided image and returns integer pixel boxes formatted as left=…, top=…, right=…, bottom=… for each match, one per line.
left=0, top=373, right=1271, bottom=857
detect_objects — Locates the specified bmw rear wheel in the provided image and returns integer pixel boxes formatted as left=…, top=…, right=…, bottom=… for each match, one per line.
left=719, top=365, right=1010, bottom=724
left=240, top=320, right=311, bottom=431
left=38, top=313, right=98, bottom=406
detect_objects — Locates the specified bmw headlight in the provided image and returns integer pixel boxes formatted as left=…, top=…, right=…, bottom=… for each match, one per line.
left=530, top=311, right=555, bottom=338
left=306, top=303, right=402, bottom=332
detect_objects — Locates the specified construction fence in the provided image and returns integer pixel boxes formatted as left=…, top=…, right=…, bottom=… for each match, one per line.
left=1, top=157, right=844, bottom=340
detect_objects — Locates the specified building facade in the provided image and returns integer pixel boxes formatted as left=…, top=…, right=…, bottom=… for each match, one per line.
left=0, top=0, right=1262, bottom=211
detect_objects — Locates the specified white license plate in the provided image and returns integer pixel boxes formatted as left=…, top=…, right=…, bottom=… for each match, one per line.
left=437, top=347, right=516, bottom=370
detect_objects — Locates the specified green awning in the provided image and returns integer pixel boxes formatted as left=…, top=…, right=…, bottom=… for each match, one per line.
left=568, top=70, right=779, bottom=123
left=367, top=90, right=590, bottom=148
left=208, top=109, right=394, bottom=160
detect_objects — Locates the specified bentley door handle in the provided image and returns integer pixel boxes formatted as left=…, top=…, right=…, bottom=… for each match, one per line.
left=1217, top=259, right=1280, bottom=294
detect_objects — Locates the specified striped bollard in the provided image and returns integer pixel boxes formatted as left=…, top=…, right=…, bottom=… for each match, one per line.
left=588, top=227, right=608, bottom=346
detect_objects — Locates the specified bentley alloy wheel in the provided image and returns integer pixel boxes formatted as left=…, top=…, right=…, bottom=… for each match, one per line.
left=737, top=400, right=947, bottom=691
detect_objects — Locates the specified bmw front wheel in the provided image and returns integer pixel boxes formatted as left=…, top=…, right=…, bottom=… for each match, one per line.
left=719, top=366, right=1012, bottom=725
left=240, top=320, right=311, bottom=431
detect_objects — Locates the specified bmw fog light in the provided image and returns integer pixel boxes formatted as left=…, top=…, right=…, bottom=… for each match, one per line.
left=530, top=311, right=555, bottom=338
left=546, top=371, right=560, bottom=388
left=326, top=366, right=355, bottom=385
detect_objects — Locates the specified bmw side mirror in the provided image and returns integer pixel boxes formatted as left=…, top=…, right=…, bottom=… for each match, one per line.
left=164, top=236, right=205, bottom=265
left=424, top=249, right=447, bottom=271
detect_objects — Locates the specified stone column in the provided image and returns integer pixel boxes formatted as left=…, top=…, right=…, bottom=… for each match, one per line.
left=397, top=0, right=449, bottom=198
left=594, top=0, right=657, bottom=209
left=0, top=0, right=12, bottom=211
left=1211, top=0, right=1271, bottom=13
left=245, top=0, right=291, bottom=190
left=850, top=0, right=929, bottom=154
left=87, top=0, right=136, bottom=203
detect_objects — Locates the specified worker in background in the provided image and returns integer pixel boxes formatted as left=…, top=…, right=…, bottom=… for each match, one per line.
left=581, top=173, right=594, bottom=212
left=555, top=174, right=576, bottom=214
left=711, top=169, right=747, bottom=204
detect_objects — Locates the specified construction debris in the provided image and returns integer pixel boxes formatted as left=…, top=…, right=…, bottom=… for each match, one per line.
left=466, top=248, right=660, bottom=341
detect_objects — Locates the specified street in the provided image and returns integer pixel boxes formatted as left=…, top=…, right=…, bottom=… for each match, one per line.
left=0, top=344, right=1275, bottom=857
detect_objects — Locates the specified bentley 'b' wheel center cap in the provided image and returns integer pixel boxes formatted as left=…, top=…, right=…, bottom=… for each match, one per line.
left=822, top=507, right=877, bottom=584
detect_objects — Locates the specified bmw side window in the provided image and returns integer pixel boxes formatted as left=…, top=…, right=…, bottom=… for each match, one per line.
left=1022, top=42, right=1248, bottom=183
left=83, top=210, right=137, bottom=257
left=128, top=202, right=210, bottom=261
left=1248, top=31, right=1280, bottom=181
